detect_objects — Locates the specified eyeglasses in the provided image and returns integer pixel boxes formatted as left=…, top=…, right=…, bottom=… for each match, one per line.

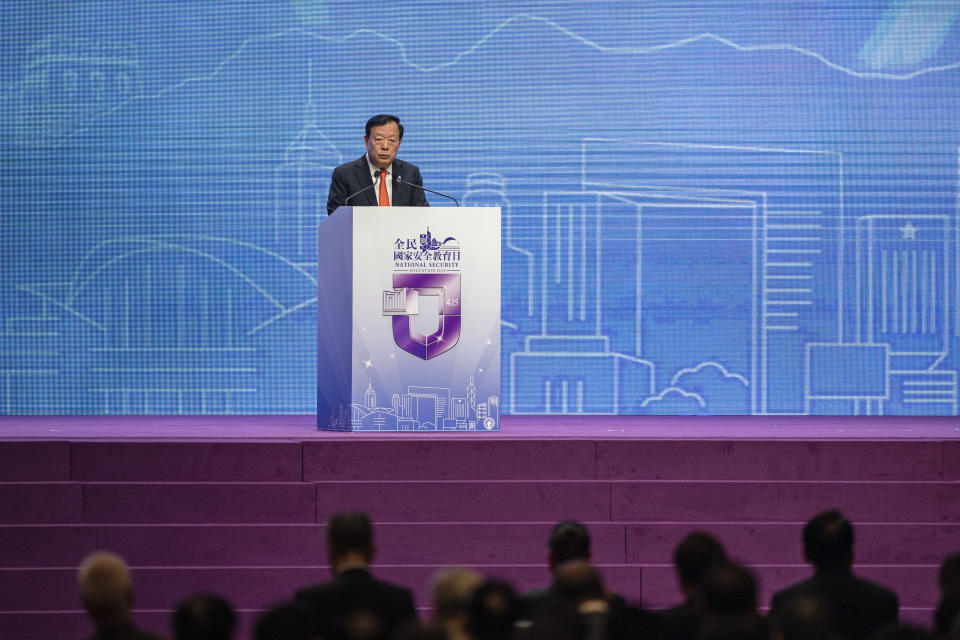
left=371, top=136, right=399, bottom=146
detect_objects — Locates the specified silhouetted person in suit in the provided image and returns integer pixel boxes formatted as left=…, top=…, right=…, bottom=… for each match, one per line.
left=697, top=561, right=766, bottom=640
left=769, top=509, right=898, bottom=640
left=520, top=521, right=626, bottom=621
left=653, top=531, right=728, bottom=640
left=173, top=593, right=235, bottom=640
left=551, top=561, right=651, bottom=640
left=78, top=551, right=164, bottom=640
left=295, top=511, right=417, bottom=640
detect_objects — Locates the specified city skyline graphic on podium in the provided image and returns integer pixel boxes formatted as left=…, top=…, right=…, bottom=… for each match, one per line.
left=2, top=1, right=960, bottom=417
left=339, top=376, right=499, bottom=432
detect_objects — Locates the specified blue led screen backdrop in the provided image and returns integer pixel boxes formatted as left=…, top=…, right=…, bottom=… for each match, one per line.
left=3, top=1, right=960, bottom=416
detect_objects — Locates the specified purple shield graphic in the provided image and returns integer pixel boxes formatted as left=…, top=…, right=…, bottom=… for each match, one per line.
left=391, top=273, right=461, bottom=360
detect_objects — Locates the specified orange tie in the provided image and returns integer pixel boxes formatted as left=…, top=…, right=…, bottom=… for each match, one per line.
left=378, top=170, right=390, bottom=206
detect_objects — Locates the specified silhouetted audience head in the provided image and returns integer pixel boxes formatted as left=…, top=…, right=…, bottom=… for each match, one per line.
left=696, top=562, right=764, bottom=640
left=468, top=579, right=520, bottom=640
left=552, top=562, right=654, bottom=640
left=78, top=551, right=135, bottom=630
left=327, top=510, right=375, bottom=567
left=432, top=568, right=483, bottom=640
left=549, top=521, right=591, bottom=571
left=941, top=552, right=960, bottom=596
left=699, top=562, right=757, bottom=617
left=432, top=568, right=484, bottom=623
left=802, top=510, right=854, bottom=570
left=173, top=593, right=236, bottom=640
left=770, top=595, right=838, bottom=640
left=873, top=625, right=936, bottom=640
left=675, top=532, right=728, bottom=595
left=256, top=602, right=313, bottom=640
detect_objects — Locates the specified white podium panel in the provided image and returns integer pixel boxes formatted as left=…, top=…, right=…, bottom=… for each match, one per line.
left=317, top=207, right=501, bottom=431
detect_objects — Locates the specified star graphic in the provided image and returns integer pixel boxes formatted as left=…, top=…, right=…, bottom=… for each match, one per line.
left=362, top=358, right=374, bottom=369
left=901, top=222, right=918, bottom=240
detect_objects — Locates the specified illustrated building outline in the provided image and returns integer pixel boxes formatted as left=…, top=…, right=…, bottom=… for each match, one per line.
left=272, top=61, right=342, bottom=260
left=17, top=35, right=140, bottom=146
left=817, top=214, right=959, bottom=415
left=509, top=139, right=848, bottom=415
left=12, top=235, right=321, bottom=413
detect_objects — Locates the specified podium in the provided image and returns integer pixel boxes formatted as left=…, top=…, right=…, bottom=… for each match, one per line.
left=317, top=206, right=501, bottom=431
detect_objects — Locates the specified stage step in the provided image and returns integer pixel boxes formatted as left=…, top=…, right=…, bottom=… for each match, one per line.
left=3, top=479, right=959, bottom=525
left=3, top=439, right=958, bottom=482
left=3, top=522, right=959, bottom=567
left=0, top=438, right=955, bottom=640
left=303, top=439, right=959, bottom=481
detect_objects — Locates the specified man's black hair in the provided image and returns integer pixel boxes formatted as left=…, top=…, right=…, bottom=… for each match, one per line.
left=173, top=593, right=236, bottom=640
left=327, top=510, right=373, bottom=557
left=674, top=531, right=728, bottom=588
left=802, top=510, right=854, bottom=570
left=365, top=114, right=404, bottom=140
left=548, top=521, right=591, bottom=564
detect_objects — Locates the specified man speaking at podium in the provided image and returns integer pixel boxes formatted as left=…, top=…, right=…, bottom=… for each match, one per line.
left=326, top=114, right=430, bottom=214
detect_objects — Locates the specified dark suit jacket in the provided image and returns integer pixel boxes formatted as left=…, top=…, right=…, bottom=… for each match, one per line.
left=769, top=568, right=898, bottom=640
left=88, top=621, right=165, bottom=640
left=294, top=568, right=417, bottom=640
left=652, top=598, right=700, bottom=640
left=327, top=156, right=429, bottom=214
left=519, top=584, right=628, bottom=622
left=520, top=589, right=651, bottom=640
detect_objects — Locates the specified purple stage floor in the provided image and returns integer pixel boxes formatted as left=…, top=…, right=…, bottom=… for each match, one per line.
left=1, top=414, right=959, bottom=440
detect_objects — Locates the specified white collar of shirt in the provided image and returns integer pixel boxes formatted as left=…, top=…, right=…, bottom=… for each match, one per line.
left=365, top=156, right=393, bottom=205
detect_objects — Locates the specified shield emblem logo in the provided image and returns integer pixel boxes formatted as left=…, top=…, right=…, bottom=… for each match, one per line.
left=386, top=273, right=461, bottom=360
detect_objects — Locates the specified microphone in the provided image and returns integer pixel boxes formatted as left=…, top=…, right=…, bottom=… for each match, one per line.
left=344, top=172, right=380, bottom=206
left=397, top=174, right=460, bottom=207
